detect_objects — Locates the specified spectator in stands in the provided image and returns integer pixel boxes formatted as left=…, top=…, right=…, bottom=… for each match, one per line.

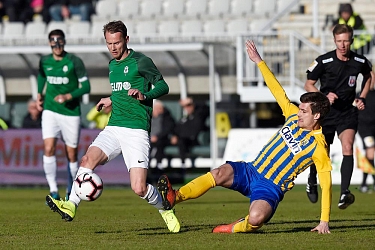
left=49, top=0, right=94, bottom=22
left=357, top=72, right=375, bottom=193
left=22, top=99, right=42, bottom=128
left=171, top=97, right=209, bottom=169
left=86, top=104, right=111, bottom=129
left=150, top=100, right=175, bottom=172
left=36, top=29, right=91, bottom=201
left=332, top=3, right=372, bottom=55
left=19, top=0, right=44, bottom=23
left=1, top=0, right=21, bottom=22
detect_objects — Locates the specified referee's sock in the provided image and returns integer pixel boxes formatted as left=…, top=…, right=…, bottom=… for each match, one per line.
left=340, top=155, right=354, bottom=194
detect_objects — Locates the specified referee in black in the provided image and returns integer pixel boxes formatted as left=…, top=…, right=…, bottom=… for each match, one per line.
left=304, top=24, right=372, bottom=209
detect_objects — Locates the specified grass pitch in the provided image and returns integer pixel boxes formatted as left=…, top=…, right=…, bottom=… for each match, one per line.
left=1, top=185, right=375, bottom=250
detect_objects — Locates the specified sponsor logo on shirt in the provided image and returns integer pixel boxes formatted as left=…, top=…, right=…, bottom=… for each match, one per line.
left=47, top=76, right=69, bottom=84
left=348, top=76, right=356, bottom=87
left=110, top=81, right=131, bottom=91
left=279, top=126, right=302, bottom=155
left=354, top=57, right=365, bottom=63
left=322, top=58, right=333, bottom=64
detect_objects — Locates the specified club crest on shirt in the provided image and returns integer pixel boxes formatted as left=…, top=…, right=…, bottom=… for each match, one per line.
left=124, top=66, right=128, bottom=75
left=300, top=138, right=309, bottom=147
left=279, top=126, right=302, bottom=155
left=63, top=65, right=68, bottom=73
left=348, top=76, right=356, bottom=87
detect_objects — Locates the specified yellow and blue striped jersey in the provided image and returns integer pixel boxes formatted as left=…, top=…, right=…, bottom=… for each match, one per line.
left=254, top=62, right=332, bottom=192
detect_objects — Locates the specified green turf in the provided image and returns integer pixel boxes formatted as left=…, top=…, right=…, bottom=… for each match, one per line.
left=0, top=185, right=375, bottom=250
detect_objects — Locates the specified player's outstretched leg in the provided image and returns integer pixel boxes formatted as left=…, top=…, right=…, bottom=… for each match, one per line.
left=160, top=210, right=180, bottom=233
left=46, top=195, right=76, bottom=221
left=157, top=175, right=176, bottom=210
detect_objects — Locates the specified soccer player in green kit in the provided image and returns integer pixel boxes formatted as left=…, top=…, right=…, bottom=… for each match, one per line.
left=37, top=29, right=91, bottom=201
left=46, top=21, right=180, bottom=233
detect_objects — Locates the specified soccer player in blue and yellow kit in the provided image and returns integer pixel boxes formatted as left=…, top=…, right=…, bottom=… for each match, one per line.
left=158, top=41, right=333, bottom=234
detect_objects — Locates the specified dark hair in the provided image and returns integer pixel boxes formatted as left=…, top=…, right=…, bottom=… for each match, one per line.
left=338, top=3, right=353, bottom=16
left=332, top=23, right=353, bottom=39
left=103, top=20, right=127, bottom=38
left=48, top=29, right=65, bottom=40
left=300, top=92, right=330, bottom=121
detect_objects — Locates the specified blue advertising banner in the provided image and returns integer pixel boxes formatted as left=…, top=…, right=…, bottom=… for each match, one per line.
left=0, top=129, right=130, bottom=185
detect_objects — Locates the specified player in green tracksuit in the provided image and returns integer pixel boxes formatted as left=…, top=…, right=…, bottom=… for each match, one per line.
left=37, top=29, right=91, bottom=201
left=46, top=21, right=181, bottom=233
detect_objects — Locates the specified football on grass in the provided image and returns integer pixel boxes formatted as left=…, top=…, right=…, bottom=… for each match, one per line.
left=74, top=172, right=103, bottom=201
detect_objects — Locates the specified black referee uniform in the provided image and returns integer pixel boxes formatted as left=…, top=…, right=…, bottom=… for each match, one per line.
left=307, top=50, right=372, bottom=144
left=306, top=49, right=372, bottom=203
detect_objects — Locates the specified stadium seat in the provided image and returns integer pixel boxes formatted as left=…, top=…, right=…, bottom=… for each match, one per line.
left=250, top=19, right=272, bottom=32
left=25, top=21, right=46, bottom=38
left=158, top=20, right=180, bottom=37
left=253, top=0, right=276, bottom=16
left=117, top=0, right=140, bottom=19
left=230, top=0, right=253, bottom=17
left=277, top=0, right=300, bottom=13
left=90, top=21, right=104, bottom=39
left=3, top=22, right=24, bottom=37
left=185, top=0, right=207, bottom=18
left=92, top=0, right=117, bottom=22
left=68, top=21, right=91, bottom=36
left=226, top=19, right=249, bottom=35
left=140, top=0, right=162, bottom=19
left=181, top=20, right=203, bottom=36
left=203, top=20, right=226, bottom=36
left=207, top=0, right=230, bottom=17
left=136, top=21, right=157, bottom=37
left=47, top=21, right=68, bottom=34
left=162, top=0, right=185, bottom=18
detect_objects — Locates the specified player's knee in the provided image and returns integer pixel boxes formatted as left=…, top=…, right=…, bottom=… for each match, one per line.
left=44, top=145, right=55, bottom=156
left=248, top=210, right=266, bottom=227
left=210, top=164, right=233, bottom=186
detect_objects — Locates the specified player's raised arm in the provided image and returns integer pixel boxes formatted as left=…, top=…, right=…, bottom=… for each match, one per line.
left=245, top=40, right=297, bottom=117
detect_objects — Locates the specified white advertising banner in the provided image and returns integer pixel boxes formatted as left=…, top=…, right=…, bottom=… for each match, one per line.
left=223, top=129, right=365, bottom=185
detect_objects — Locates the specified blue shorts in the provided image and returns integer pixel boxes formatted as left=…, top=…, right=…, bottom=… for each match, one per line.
left=227, top=161, right=284, bottom=223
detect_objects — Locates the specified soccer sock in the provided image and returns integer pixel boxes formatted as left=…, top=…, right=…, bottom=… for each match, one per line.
left=233, top=215, right=263, bottom=233
left=141, top=184, right=164, bottom=210
left=69, top=162, right=78, bottom=181
left=362, top=173, right=368, bottom=187
left=340, top=155, right=354, bottom=194
left=43, top=155, right=58, bottom=193
left=69, top=167, right=93, bottom=206
left=308, top=164, right=317, bottom=183
left=175, top=172, right=216, bottom=204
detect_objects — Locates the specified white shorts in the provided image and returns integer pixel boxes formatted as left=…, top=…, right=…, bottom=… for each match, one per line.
left=90, top=126, right=150, bottom=171
left=41, top=110, right=81, bottom=148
